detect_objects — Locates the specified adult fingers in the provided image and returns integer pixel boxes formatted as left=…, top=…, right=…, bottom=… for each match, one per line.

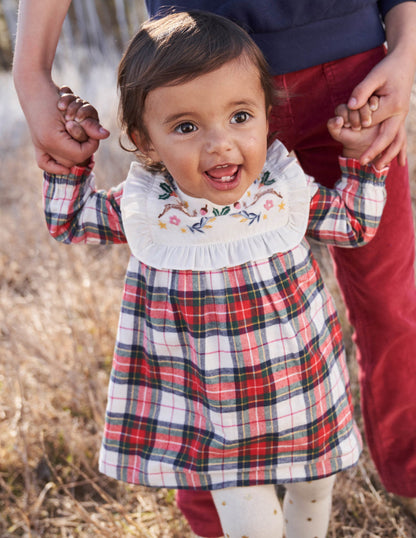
left=372, top=126, right=407, bottom=168
left=360, top=118, right=406, bottom=166
left=347, top=66, right=385, bottom=110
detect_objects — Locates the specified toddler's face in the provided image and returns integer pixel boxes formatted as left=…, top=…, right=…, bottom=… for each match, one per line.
left=140, top=55, right=269, bottom=205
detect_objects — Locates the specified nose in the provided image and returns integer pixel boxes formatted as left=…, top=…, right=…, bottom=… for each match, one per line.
left=204, top=126, right=233, bottom=154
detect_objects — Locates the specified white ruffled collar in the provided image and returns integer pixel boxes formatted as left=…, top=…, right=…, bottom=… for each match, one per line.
left=121, top=140, right=315, bottom=270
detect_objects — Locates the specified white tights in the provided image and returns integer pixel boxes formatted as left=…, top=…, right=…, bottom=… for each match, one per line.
left=211, top=474, right=336, bottom=538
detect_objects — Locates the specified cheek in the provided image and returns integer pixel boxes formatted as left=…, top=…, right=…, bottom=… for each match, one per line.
left=245, top=134, right=268, bottom=162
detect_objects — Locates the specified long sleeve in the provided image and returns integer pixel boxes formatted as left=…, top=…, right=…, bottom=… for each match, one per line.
left=306, top=157, right=387, bottom=247
left=43, top=165, right=127, bottom=245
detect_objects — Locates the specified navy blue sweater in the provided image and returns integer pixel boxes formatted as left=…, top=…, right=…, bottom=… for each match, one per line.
left=145, top=0, right=410, bottom=74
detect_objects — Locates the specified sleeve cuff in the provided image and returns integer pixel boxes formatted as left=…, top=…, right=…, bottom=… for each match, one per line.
left=338, top=156, right=389, bottom=182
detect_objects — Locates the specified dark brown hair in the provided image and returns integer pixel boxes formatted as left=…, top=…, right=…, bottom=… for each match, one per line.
left=118, top=10, right=275, bottom=170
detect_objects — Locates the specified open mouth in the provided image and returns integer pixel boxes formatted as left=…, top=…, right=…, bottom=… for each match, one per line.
left=204, top=164, right=241, bottom=190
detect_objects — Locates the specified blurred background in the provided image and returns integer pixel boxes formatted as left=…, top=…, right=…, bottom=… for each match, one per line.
left=1, top=1, right=416, bottom=536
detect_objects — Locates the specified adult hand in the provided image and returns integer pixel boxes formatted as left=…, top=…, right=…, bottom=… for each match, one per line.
left=15, top=74, right=109, bottom=174
left=347, top=52, right=412, bottom=168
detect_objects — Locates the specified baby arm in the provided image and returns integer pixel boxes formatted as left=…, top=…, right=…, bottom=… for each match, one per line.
left=44, top=94, right=125, bottom=245
left=44, top=167, right=126, bottom=245
left=306, top=160, right=388, bottom=248
left=308, top=97, right=388, bottom=247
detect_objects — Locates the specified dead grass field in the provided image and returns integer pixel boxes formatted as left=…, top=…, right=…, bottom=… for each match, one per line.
left=1, top=70, right=416, bottom=537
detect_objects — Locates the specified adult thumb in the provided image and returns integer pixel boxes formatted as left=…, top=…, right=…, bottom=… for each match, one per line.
left=347, top=69, right=384, bottom=110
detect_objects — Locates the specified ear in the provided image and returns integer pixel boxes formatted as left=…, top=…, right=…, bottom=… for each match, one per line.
left=131, top=130, right=161, bottom=162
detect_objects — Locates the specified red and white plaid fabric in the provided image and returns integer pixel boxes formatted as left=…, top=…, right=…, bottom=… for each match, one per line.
left=43, top=150, right=387, bottom=489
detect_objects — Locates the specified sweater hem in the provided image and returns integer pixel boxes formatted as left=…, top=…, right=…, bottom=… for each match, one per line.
left=254, top=4, right=385, bottom=74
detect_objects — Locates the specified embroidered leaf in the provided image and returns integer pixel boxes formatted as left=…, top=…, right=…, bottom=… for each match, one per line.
left=260, top=171, right=276, bottom=186
left=188, top=217, right=209, bottom=234
left=158, top=182, right=174, bottom=200
left=239, top=210, right=261, bottom=225
left=212, top=206, right=231, bottom=216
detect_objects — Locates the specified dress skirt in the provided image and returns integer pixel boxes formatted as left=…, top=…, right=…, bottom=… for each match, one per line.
left=99, top=239, right=362, bottom=489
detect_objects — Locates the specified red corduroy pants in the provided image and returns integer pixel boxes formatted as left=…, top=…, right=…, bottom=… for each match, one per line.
left=177, top=46, right=416, bottom=537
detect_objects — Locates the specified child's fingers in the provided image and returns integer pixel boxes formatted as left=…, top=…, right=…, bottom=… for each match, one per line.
left=346, top=108, right=362, bottom=131
left=74, top=103, right=99, bottom=123
left=59, top=85, right=73, bottom=96
left=368, top=95, right=379, bottom=112
left=358, top=103, right=372, bottom=128
left=65, top=120, right=89, bottom=143
left=78, top=117, right=110, bottom=140
left=57, top=92, right=78, bottom=113
left=66, top=117, right=110, bottom=142
left=326, top=115, right=344, bottom=140
left=333, top=104, right=351, bottom=127
left=65, top=98, right=88, bottom=120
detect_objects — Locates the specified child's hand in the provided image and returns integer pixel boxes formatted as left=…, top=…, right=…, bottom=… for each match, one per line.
left=327, top=106, right=381, bottom=165
left=338, top=96, right=379, bottom=130
left=327, top=100, right=398, bottom=168
left=57, top=86, right=109, bottom=164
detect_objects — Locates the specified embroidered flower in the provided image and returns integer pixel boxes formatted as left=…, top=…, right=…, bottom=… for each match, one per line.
left=264, top=199, right=274, bottom=211
left=169, top=215, right=181, bottom=226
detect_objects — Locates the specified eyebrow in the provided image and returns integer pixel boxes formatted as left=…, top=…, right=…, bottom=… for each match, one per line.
left=163, top=112, right=193, bottom=125
left=163, top=99, right=260, bottom=125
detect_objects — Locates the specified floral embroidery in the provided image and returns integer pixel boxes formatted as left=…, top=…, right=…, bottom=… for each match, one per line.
left=188, top=217, right=216, bottom=234
left=232, top=210, right=261, bottom=225
left=156, top=170, right=285, bottom=233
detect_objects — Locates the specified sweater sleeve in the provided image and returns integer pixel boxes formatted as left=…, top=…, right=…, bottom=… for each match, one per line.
left=379, top=0, right=416, bottom=19
left=43, top=163, right=127, bottom=245
left=306, top=157, right=387, bottom=247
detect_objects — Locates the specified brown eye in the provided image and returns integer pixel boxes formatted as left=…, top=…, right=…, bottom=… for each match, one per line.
left=231, top=111, right=250, bottom=124
left=175, top=122, right=196, bottom=134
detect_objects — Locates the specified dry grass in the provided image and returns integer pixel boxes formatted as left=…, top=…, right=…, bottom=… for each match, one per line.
left=1, top=69, right=416, bottom=537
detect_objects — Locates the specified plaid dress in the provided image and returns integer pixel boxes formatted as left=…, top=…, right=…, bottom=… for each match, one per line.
left=43, top=141, right=387, bottom=490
